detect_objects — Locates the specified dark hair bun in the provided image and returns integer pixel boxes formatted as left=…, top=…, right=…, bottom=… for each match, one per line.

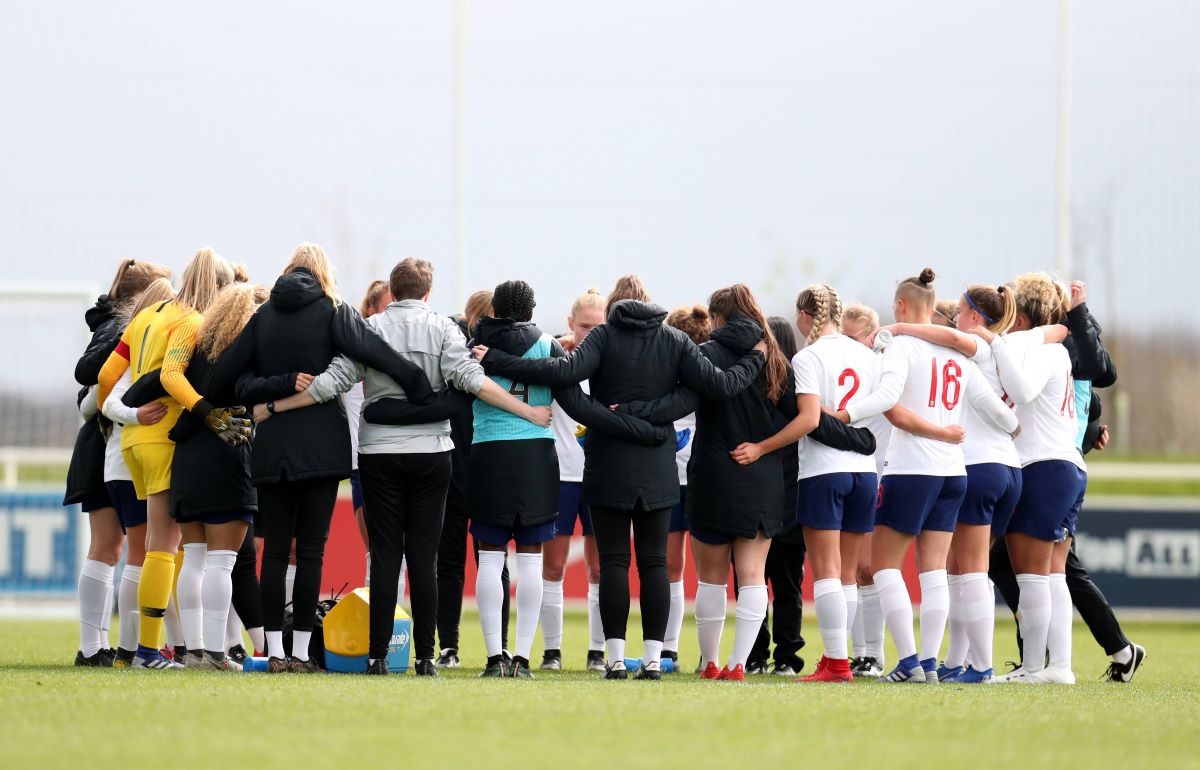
left=492, top=280, right=536, bottom=321
left=919, top=267, right=936, bottom=285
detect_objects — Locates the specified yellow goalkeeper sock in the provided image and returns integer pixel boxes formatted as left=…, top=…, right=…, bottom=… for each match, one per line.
left=138, top=551, right=177, bottom=649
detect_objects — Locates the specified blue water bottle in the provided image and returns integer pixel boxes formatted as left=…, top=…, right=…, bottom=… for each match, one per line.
left=243, top=656, right=270, bottom=672
left=623, top=656, right=676, bottom=674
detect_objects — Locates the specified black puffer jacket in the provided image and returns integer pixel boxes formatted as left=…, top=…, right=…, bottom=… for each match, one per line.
left=167, top=351, right=261, bottom=519
left=1063, top=302, right=1116, bottom=388
left=618, top=316, right=877, bottom=539
left=213, top=268, right=436, bottom=485
left=64, top=296, right=121, bottom=505
left=479, top=300, right=764, bottom=511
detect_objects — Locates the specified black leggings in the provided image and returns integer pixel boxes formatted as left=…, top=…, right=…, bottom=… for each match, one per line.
left=748, top=537, right=807, bottom=667
left=436, top=475, right=509, bottom=652
left=259, top=478, right=339, bottom=634
left=360, top=451, right=452, bottom=660
left=590, top=502, right=670, bottom=643
left=230, top=526, right=262, bottom=633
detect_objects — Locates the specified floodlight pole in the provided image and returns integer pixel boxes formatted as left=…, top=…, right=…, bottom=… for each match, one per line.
left=1055, top=0, right=1072, bottom=277
left=451, top=0, right=469, bottom=312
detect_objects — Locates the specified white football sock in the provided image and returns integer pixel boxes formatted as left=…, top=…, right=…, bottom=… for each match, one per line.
left=1048, top=572, right=1073, bottom=671
left=664, top=580, right=685, bottom=653
left=397, top=556, right=407, bottom=606
left=266, top=630, right=284, bottom=660
left=860, top=583, right=885, bottom=664
left=540, top=579, right=565, bottom=650
left=363, top=551, right=371, bottom=588
left=587, top=583, right=604, bottom=652
left=943, top=574, right=967, bottom=668
left=247, top=626, right=265, bottom=654
left=694, top=581, right=727, bottom=668
left=226, top=608, right=244, bottom=650
left=728, top=584, right=768, bottom=668
left=960, top=572, right=994, bottom=672
left=643, top=639, right=663, bottom=667
left=1112, top=645, right=1133, bottom=665
left=851, top=586, right=867, bottom=658
left=814, top=578, right=849, bottom=661
left=1016, top=573, right=1051, bottom=673
left=201, top=550, right=236, bottom=655
left=918, top=570, right=949, bottom=664
left=284, top=564, right=297, bottom=606
left=291, top=629, right=312, bottom=661
left=874, top=568, right=916, bottom=661
left=514, top=553, right=543, bottom=660
left=606, top=638, right=626, bottom=668
left=165, top=589, right=184, bottom=649
left=476, top=551, right=506, bottom=658
left=178, top=543, right=207, bottom=652
left=101, top=580, right=114, bottom=640
left=78, top=559, right=114, bottom=657
left=118, top=565, right=141, bottom=652
left=843, top=583, right=859, bottom=648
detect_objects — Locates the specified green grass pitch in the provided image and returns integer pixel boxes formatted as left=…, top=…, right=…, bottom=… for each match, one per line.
left=1, top=611, right=1196, bottom=769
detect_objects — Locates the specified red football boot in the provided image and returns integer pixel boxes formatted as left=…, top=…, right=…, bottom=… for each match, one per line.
left=718, top=664, right=746, bottom=682
left=700, top=661, right=722, bottom=680
left=797, top=656, right=853, bottom=683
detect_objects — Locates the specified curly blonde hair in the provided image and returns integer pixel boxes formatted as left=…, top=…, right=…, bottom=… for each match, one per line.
left=198, top=283, right=269, bottom=363
left=1012, top=272, right=1070, bottom=327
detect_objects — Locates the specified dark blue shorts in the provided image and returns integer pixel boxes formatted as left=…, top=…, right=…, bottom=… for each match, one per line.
left=669, top=486, right=690, bottom=533
left=960, top=463, right=1023, bottom=533
left=876, top=474, right=968, bottom=536
left=470, top=519, right=557, bottom=546
left=350, top=469, right=364, bottom=511
left=79, top=488, right=113, bottom=514
left=796, top=472, right=877, bottom=533
left=1008, top=460, right=1087, bottom=542
left=554, top=482, right=593, bottom=537
left=689, top=523, right=736, bottom=546
left=105, top=480, right=146, bottom=532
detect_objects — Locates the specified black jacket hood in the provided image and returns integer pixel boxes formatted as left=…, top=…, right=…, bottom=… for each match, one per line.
left=270, top=268, right=327, bottom=312
left=474, top=317, right=544, bottom=357
left=709, top=313, right=763, bottom=355
left=84, top=295, right=116, bottom=332
left=607, top=299, right=668, bottom=331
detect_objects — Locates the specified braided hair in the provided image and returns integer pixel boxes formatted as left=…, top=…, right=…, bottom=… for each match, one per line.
left=796, top=284, right=844, bottom=345
left=492, top=280, right=536, bottom=322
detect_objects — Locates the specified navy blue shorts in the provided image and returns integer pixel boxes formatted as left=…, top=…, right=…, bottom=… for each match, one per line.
left=349, top=469, right=364, bottom=511
left=796, top=472, right=877, bottom=533
left=79, top=488, right=113, bottom=514
left=689, top=523, right=736, bottom=546
left=470, top=519, right=557, bottom=546
left=960, top=463, right=1023, bottom=534
left=554, top=482, right=593, bottom=537
left=876, top=474, right=968, bottom=536
left=1008, top=460, right=1087, bottom=542
left=669, top=486, right=690, bottom=533
left=105, top=480, right=146, bottom=532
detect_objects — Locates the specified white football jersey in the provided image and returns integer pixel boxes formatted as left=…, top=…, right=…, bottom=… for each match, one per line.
left=674, top=412, right=696, bottom=486
left=792, top=335, right=880, bottom=479
left=854, top=335, right=973, bottom=477
left=997, top=337, right=1086, bottom=471
left=551, top=379, right=589, bottom=482
left=861, top=412, right=892, bottom=478
left=960, top=340, right=1021, bottom=468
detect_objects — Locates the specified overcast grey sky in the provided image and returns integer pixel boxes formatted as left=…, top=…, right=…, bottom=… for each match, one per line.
left=1, top=1, right=1197, bottom=403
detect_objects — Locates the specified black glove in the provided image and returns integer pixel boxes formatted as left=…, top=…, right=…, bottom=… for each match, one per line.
left=193, top=400, right=253, bottom=447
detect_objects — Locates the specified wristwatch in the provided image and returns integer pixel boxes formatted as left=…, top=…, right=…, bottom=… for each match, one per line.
left=266, top=401, right=276, bottom=415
